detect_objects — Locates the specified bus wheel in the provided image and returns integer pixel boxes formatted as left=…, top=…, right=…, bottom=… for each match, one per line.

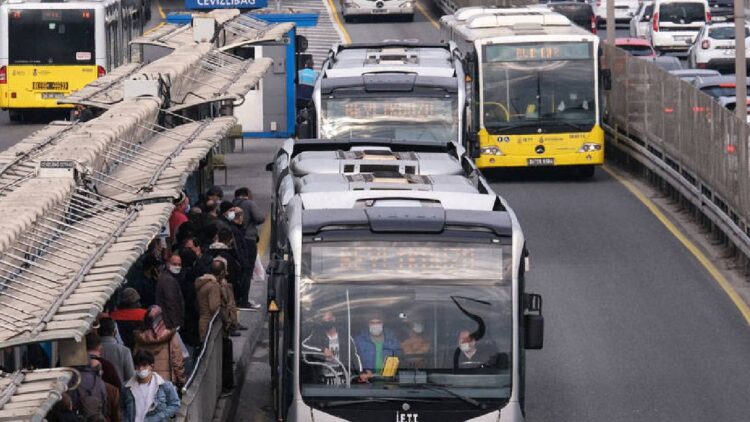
left=577, top=165, right=595, bottom=179
left=8, top=110, right=22, bottom=122
left=343, top=15, right=354, bottom=23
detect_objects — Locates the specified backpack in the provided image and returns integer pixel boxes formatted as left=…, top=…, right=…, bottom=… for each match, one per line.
left=72, top=367, right=107, bottom=419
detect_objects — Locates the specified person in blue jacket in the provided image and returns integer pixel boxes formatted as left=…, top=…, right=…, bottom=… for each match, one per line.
left=122, top=350, right=181, bottom=422
left=354, top=313, right=401, bottom=382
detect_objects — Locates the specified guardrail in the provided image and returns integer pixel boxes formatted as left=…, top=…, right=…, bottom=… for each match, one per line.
left=604, top=43, right=750, bottom=266
left=176, top=311, right=223, bottom=422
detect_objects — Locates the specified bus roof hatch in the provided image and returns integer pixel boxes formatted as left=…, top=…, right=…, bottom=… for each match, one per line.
left=365, top=206, right=445, bottom=233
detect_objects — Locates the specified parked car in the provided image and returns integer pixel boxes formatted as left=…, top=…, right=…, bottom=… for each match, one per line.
left=648, top=0, right=710, bottom=53
left=630, top=1, right=654, bottom=38
left=686, top=22, right=750, bottom=73
left=691, top=75, right=750, bottom=99
left=544, top=0, right=597, bottom=33
left=707, top=0, right=733, bottom=22
left=717, top=96, right=750, bottom=122
left=669, top=68, right=721, bottom=82
left=595, top=0, right=639, bottom=26
left=644, top=55, right=684, bottom=70
left=616, top=37, right=658, bottom=58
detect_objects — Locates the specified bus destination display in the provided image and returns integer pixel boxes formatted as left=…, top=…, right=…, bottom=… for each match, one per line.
left=484, top=42, right=592, bottom=62
left=309, top=244, right=504, bottom=281
left=327, top=98, right=453, bottom=121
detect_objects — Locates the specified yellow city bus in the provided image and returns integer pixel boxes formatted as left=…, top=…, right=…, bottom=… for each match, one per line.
left=442, top=7, right=604, bottom=177
left=0, top=0, right=144, bottom=121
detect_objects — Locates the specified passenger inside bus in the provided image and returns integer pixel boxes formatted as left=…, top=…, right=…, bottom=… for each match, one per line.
left=453, top=329, right=504, bottom=369
left=400, top=320, right=430, bottom=368
left=301, top=310, right=361, bottom=385
left=354, top=313, right=401, bottom=382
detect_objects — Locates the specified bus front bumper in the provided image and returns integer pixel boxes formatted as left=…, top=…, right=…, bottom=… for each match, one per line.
left=291, top=399, right=526, bottom=421
left=476, top=150, right=604, bottom=169
left=341, top=1, right=414, bottom=16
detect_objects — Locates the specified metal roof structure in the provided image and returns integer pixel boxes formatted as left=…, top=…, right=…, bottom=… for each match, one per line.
left=0, top=100, right=237, bottom=348
left=0, top=369, right=76, bottom=422
left=131, top=9, right=241, bottom=49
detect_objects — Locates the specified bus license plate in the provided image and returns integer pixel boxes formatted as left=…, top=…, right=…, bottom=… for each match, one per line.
left=372, top=8, right=388, bottom=13
left=33, top=82, right=69, bottom=90
left=528, top=158, right=555, bottom=166
left=41, top=92, right=64, bottom=99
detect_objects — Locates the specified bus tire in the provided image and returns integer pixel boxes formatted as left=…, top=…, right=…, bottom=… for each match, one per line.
left=8, top=110, right=22, bottom=122
left=577, top=165, right=595, bottom=179
left=343, top=14, right=354, bottom=23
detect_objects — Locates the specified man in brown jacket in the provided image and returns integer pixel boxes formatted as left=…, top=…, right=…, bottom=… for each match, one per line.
left=194, top=272, right=221, bottom=343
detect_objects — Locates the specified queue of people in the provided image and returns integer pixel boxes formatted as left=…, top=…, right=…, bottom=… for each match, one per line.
left=44, top=185, right=265, bottom=422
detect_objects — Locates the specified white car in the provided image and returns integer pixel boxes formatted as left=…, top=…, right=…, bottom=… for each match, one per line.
left=687, top=22, right=750, bottom=73
left=629, top=1, right=654, bottom=38
left=595, top=0, right=639, bottom=26
left=648, top=0, right=709, bottom=53
left=717, top=96, right=750, bottom=123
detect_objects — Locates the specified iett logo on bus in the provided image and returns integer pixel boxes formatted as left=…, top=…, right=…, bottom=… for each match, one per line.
left=396, top=412, right=419, bottom=422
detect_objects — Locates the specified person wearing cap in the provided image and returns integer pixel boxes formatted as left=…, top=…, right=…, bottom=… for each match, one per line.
left=169, top=192, right=189, bottom=244
left=111, top=288, right=148, bottom=350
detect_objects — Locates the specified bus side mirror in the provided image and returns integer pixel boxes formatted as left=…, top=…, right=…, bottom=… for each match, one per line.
left=524, top=293, right=544, bottom=350
left=468, top=132, right=480, bottom=159
left=265, top=162, right=274, bottom=172
left=602, top=69, right=612, bottom=91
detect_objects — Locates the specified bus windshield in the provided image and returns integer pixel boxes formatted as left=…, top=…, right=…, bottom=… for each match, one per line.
left=481, top=42, right=596, bottom=134
left=320, top=95, right=458, bottom=142
left=299, top=241, right=513, bottom=408
left=9, top=9, right=96, bottom=65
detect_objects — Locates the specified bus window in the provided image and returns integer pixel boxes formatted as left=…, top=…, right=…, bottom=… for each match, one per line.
left=8, top=9, right=95, bottom=65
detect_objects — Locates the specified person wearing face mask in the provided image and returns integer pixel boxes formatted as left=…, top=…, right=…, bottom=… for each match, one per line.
left=354, top=314, right=401, bottom=382
left=133, top=306, right=187, bottom=388
left=168, top=193, right=190, bottom=244
left=122, top=350, right=181, bottom=422
left=154, top=254, right=184, bottom=330
left=302, top=311, right=362, bottom=383
left=400, top=321, right=430, bottom=368
left=453, top=329, right=499, bottom=369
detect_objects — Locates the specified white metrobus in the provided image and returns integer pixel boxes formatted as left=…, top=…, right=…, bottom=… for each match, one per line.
left=0, top=0, right=144, bottom=120
left=340, top=0, right=414, bottom=22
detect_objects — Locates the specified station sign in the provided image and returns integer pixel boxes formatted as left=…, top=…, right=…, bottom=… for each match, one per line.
left=184, top=0, right=267, bottom=9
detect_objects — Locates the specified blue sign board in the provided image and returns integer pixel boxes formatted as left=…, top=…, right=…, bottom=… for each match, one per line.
left=184, top=0, right=267, bottom=9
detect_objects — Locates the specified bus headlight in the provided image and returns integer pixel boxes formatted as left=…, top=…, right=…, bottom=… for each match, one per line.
left=344, top=1, right=360, bottom=7
left=578, top=143, right=602, bottom=153
left=400, top=1, right=413, bottom=7
left=481, top=146, right=504, bottom=156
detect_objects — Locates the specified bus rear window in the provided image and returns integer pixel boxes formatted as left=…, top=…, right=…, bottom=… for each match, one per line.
left=659, top=2, right=706, bottom=24
left=8, top=9, right=95, bottom=65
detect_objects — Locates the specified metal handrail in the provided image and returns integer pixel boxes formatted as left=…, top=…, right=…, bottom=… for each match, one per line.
left=182, top=310, right=220, bottom=393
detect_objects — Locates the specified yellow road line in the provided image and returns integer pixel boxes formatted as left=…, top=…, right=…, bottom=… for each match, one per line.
left=604, top=165, right=750, bottom=325
left=143, top=21, right=165, bottom=36
left=416, top=1, right=440, bottom=30
left=257, top=212, right=272, bottom=257
left=325, top=0, right=352, bottom=44
left=158, top=1, right=166, bottom=20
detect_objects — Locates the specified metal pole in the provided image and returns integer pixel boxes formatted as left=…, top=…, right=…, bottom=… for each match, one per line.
left=734, top=0, right=747, bottom=123
left=606, top=0, right=615, bottom=47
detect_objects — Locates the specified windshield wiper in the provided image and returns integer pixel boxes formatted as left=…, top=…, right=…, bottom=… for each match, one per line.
left=421, top=381, right=487, bottom=410
left=321, top=397, right=432, bottom=408
left=485, top=122, right=540, bottom=133
left=538, top=120, right=592, bottom=132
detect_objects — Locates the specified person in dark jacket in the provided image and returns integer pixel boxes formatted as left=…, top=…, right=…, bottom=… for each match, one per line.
left=154, top=253, right=185, bottom=330
left=207, top=229, right=243, bottom=292
left=110, top=288, right=147, bottom=350
left=121, top=350, right=181, bottom=422
left=232, top=187, right=265, bottom=308
left=98, top=317, right=135, bottom=383
left=128, top=255, right=159, bottom=309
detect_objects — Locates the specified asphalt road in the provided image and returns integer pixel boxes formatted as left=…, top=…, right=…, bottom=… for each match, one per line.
left=235, top=3, right=750, bottom=422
